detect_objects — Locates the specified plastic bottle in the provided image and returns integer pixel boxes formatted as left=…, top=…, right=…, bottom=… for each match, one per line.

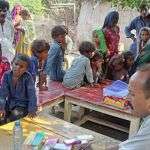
left=13, top=120, right=23, bottom=150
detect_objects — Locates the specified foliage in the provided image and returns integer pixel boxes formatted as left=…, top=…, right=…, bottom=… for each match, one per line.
left=110, top=0, right=150, bottom=9
left=9, top=0, right=44, bottom=15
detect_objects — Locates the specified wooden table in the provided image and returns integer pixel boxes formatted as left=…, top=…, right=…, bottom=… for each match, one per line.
left=0, top=114, right=119, bottom=150
left=64, top=86, right=140, bottom=137
left=37, top=81, right=72, bottom=111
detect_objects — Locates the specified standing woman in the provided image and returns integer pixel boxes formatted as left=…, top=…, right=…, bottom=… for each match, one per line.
left=15, top=9, right=35, bottom=56
left=103, top=11, right=120, bottom=59
left=11, top=4, right=23, bottom=47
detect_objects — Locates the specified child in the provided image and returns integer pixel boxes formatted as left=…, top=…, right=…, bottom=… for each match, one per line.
left=0, top=43, right=10, bottom=85
left=46, top=25, right=66, bottom=81
left=30, top=39, right=50, bottom=91
left=122, top=51, right=134, bottom=78
left=90, top=51, right=104, bottom=83
left=0, top=54, right=37, bottom=125
left=63, top=41, right=94, bottom=89
left=106, top=54, right=128, bottom=81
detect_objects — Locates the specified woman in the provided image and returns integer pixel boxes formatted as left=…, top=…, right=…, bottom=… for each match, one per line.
left=103, top=11, right=120, bottom=59
left=15, top=9, right=35, bottom=56
left=11, top=4, right=23, bottom=46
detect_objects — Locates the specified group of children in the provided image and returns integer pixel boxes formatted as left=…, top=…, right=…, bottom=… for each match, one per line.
left=0, top=23, right=150, bottom=125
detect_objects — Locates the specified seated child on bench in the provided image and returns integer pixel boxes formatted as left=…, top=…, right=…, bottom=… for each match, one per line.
left=0, top=54, right=37, bottom=125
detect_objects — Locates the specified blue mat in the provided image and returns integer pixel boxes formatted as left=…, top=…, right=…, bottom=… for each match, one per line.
left=103, top=80, right=129, bottom=98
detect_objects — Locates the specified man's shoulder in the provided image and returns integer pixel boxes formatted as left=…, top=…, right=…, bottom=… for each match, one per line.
left=51, top=41, right=61, bottom=50
left=131, top=16, right=142, bottom=23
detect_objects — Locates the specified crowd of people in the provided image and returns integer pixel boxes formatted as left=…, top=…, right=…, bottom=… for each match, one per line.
left=0, top=1, right=150, bottom=149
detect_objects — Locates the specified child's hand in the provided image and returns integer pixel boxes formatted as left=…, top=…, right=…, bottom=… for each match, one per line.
left=0, top=110, right=5, bottom=118
left=28, top=112, right=36, bottom=119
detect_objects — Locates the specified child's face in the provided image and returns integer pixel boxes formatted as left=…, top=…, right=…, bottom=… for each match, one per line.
left=38, top=51, right=48, bottom=61
left=94, top=59, right=103, bottom=69
left=12, top=59, right=28, bottom=78
left=113, top=61, right=123, bottom=71
left=140, top=30, right=150, bottom=42
left=93, top=32, right=99, bottom=46
left=126, top=56, right=134, bottom=67
left=55, top=34, right=66, bottom=45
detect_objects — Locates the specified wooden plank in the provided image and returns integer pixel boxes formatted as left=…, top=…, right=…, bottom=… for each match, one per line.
left=64, top=96, right=140, bottom=137
left=24, top=114, right=120, bottom=149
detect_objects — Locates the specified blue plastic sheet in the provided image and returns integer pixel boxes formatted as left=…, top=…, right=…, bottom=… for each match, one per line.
left=103, top=80, right=129, bottom=98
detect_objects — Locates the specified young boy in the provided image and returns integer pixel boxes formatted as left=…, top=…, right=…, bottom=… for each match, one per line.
left=0, top=54, right=37, bottom=125
left=63, top=41, right=94, bottom=89
left=46, top=25, right=66, bottom=82
left=30, top=39, right=50, bottom=91
left=0, top=43, right=10, bottom=85
left=90, top=51, right=104, bottom=83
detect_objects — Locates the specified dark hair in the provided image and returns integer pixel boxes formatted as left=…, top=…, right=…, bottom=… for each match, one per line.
left=103, top=11, right=119, bottom=28
left=91, top=51, right=103, bottom=62
left=31, top=39, right=50, bottom=55
left=13, top=54, right=30, bottom=67
left=138, top=4, right=148, bottom=12
left=137, top=64, right=150, bottom=99
left=51, top=25, right=66, bottom=39
left=20, top=9, right=30, bottom=18
left=79, top=41, right=95, bottom=55
left=61, top=25, right=68, bottom=34
left=139, top=27, right=150, bottom=37
left=123, top=51, right=134, bottom=61
left=109, top=54, right=124, bottom=68
left=0, top=1, right=9, bottom=10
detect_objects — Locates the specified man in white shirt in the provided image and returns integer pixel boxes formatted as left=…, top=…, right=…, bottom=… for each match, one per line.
left=0, top=1, right=15, bottom=61
left=108, top=63, right=150, bottom=150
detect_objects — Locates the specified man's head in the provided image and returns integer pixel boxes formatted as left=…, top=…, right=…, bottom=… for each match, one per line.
left=51, top=25, right=66, bottom=44
left=0, top=1, right=9, bottom=24
left=129, top=64, right=150, bottom=117
left=138, top=4, right=149, bottom=18
left=12, top=54, right=30, bottom=78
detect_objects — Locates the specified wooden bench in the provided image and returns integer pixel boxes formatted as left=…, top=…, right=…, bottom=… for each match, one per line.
left=37, top=81, right=72, bottom=111
left=64, top=86, right=140, bottom=137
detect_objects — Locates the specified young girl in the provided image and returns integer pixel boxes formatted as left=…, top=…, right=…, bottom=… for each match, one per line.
left=90, top=51, right=104, bottom=83
left=46, top=25, right=66, bottom=82
left=106, top=54, right=127, bottom=81
left=0, top=54, right=37, bottom=125
left=103, top=11, right=120, bottom=59
left=0, top=43, right=10, bottom=85
left=122, top=51, right=134, bottom=78
left=63, top=41, right=94, bottom=89
left=30, top=39, right=50, bottom=91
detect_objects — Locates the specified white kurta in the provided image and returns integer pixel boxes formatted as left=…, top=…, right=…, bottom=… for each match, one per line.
left=0, top=19, right=15, bottom=62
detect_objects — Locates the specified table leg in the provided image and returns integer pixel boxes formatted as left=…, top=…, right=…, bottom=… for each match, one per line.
left=129, top=118, right=140, bottom=137
left=64, top=100, right=72, bottom=122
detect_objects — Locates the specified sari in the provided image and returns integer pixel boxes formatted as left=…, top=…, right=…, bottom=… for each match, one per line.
left=16, top=19, right=35, bottom=56
left=94, top=28, right=107, bottom=56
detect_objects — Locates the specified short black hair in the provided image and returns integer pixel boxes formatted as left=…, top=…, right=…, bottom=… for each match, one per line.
left=31, top=39, right=50, bottom=54
left=13, top=54, right=31, bottom=68
left=51, top=25, right=66, bottom=39
left=91, top=51, right=103, bottom=62
left=137, top=64, right=150, bottom=99
left=123, top=51, right=134, bottom=61
left=138, top=4, right=148, bottom=11
left=79, top=41, right=95, bottom=55
left=0, top=1, right=9, bottom=10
